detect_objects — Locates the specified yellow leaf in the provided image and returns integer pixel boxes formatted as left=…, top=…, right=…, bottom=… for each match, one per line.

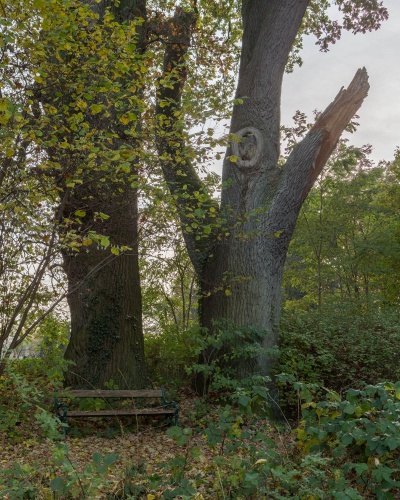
left=111, top=247, right=119, bottom=255
left=83, top=238, right=92, bottom=246
left=225, top=289, right=232, bottom=296
left=76, top=100, right=87, bottom=110
left=147, top=495, right=156, bottom=500
left=119, top=115, right=130, bottom=125
left=0, top=99, right=8, bottom=111
left=90, top=104, right=103, bottom=115
left=254, top=459, right=267, bottom=465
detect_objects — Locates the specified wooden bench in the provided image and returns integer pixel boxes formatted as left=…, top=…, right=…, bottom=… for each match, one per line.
left=55, top=388, right=179, bottom=435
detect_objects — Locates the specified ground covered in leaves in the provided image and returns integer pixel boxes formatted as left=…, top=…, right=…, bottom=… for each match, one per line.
left=0, top=394, right=286, bottom=499
left=2, top=381, right=400, bottom=499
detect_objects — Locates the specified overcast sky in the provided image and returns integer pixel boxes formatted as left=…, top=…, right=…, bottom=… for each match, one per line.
left=281, top=0, right=400, bottom=163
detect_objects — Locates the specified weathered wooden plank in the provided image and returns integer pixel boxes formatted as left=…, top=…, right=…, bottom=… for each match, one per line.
left=66, top=408, right=175, bottom=418
left=58, top=390, right=163, bottom=398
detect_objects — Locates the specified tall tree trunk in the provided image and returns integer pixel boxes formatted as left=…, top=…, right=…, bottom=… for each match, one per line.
left=156, top=0, right=370, bottom=393
left=62, top=186, right=146, bottom=389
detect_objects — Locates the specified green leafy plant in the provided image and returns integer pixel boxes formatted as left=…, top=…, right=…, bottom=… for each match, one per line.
left=297, top=382, right=400, bottom=498
left=190, top=323, right=274, bottom=407
left=277, top=306, right=400, bottom=416
left=144, top=325, right=198, bottom=387
left=0, top=366, right=63, bottom=440
left=50, top=444, right=119, bottom=497
left=0, top=463, right=39, bottom=499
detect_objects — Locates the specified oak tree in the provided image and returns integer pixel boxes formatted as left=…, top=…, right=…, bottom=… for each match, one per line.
left=154, top=0, right=388, bottom=389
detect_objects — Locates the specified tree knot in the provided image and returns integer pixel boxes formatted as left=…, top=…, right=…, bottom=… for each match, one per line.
left=230, top=127, right=263, bottom=168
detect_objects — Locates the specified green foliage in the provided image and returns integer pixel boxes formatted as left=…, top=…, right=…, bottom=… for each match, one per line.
left=50, top=445, right=119, bottom=497
left=3, top=315, right=71, bottom=385
left=297, top=382, right=400, bottom=498
left=277, top=305, right=400, bottom=414
left=0, top=327, right=70, bottom=442
left=190, top=323, right=273, bottom=407
left=162, top=405, right=348, bottom=498
left=284, top=140, right=399, bottom=310
left=121, top=463, right=147, bottom=497
left=157, top=382, right=400, bottom=498
left=0, top=447, right=120, bottom=499
left=0, top=463, right=39, bottom=499
left=144, top=326, right=198, bottom=386
left=0, top=363, right=65, bottom=441
left=34, top=315, right=70, bottom=378
left=140, top=199, right=201, bottom=386
left=290, top=0, right=388, bottom=71
left=2, top=373, right=400, bottom=498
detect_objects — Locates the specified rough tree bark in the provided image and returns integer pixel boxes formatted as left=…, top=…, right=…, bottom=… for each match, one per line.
left=156, top=0, right=370, bottom=392
left=62, top=182, right=146, bottom=389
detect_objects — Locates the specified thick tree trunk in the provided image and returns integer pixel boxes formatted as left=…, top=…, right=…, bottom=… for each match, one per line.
left=194, top=1, right=309, bottom=387
left=198, top=234, right=288, bottom=386
left=62, top=186, right=146, bottom=389
left=198, top=3, right=369, bottom=387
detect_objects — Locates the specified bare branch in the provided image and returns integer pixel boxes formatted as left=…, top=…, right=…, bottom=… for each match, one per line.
left=310, top=67, right=370, bottom=186
left=155, top=8, right=219, bottom=275
left=280, top=68, right=370, bottom=207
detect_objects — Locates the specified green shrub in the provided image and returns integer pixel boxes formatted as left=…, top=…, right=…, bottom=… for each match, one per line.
left=8, top=315, right=70, bottom=383
left=191, top=323, right=274, bottom=390
left=144, top=325, right=198, bottom=387
left=297, top=382, right=400, bottom=498
left=163, top=405, right=359, bottom=498
left=277, top=305, right=400, bottom=414
left=0, top=366, right=64, bottom=441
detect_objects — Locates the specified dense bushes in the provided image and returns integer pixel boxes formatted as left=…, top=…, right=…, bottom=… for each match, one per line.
left=144, top=326, right=198, bottom=387
left=1, top=307, right=400, bottom=498
left=157, top=382, right=400, bottom=498
left=3, top=362, right=400, bottom=499
left=277, top=305, right=400, bottom=414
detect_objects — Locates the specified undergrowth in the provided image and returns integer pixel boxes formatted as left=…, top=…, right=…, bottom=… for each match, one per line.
left=1, top=356, right=400, bottom=498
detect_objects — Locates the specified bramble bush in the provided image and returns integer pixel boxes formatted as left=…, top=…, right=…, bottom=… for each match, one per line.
left=161, top=381, right=400, bottom=498
left=297, top=382, right=400, bottom=499
left=0, top=363, right=66, bottom=441
left=189, top=323, right=276, bottom=415
left=2, top=347, right=400, bottom=498
left=2, top=304, right=400, bottom=498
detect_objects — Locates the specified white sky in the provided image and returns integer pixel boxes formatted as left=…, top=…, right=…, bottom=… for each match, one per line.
left=281, top=0, right=400, bottom=163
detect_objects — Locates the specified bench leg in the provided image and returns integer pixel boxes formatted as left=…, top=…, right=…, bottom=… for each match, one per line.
left=160, top=387, right=179, bottom=426
left=55, top=401, right=68, bottom=437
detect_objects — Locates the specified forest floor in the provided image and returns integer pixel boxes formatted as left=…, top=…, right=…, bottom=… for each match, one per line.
left=2, top=384, right=400, bottom=499
left=0, top=393, right=288, bottom=499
